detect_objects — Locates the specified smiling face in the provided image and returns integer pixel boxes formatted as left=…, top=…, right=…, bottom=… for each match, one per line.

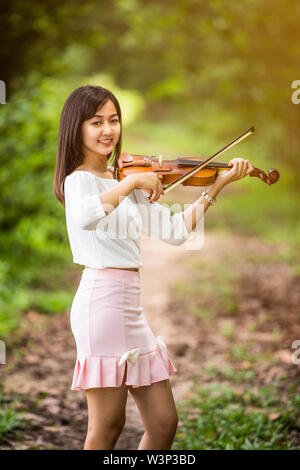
left=81, top=99, right=121, bottom=168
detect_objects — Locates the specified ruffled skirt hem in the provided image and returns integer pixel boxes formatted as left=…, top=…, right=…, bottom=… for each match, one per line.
left=71, top=346, right=177, bottom=390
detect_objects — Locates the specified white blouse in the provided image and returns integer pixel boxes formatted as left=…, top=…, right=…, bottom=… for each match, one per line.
left=64, top=170, right=190, bottom=269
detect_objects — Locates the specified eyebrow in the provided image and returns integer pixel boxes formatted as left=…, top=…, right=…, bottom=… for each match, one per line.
left=93, top=113, right=118, bottom=118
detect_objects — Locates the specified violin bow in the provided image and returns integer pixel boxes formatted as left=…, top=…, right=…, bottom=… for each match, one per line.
left=162, top=126, right=255, bottom=193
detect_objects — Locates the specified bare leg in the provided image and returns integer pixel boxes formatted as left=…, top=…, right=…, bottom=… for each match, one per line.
left=84, top=364, right=128, bottom=450
left=128, top=379, right=178, bottom=450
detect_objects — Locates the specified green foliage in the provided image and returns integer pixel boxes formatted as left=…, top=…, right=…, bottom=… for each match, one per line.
left=174, top=381, right=300, bottom=450
left=0, top=75, right=75, bottom=336
left=0, top=406, right=23, bottom=441
left=2, top=0, right=300, bottom=179
left=28, top=290, right=74, bottom=315
left=0, top=394, right=25, bottom=442
left=0, top=71, right=146, bottom=337
left=0, top=0, right=103, bottom=88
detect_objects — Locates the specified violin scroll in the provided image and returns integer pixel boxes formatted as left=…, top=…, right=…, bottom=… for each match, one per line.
left=249, top=168, right=280, bottom=185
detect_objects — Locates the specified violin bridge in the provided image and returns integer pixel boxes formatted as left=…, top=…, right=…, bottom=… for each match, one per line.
left=143, top=156, right=152, bottom=166
left=158, top=154, right=162, bottom=167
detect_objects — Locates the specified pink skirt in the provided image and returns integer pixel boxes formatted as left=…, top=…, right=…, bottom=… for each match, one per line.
left=70, top=267, right=177, bottom=390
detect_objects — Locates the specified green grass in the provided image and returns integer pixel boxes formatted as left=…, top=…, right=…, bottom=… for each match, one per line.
left=228, top=341, right=274, bottom=364
left=173, top=380, right=300, bottom=450
left=0, top=393, right=26, bottom=444
left=219, top=321, right=235, bottom=339
left=203, top=364, right=256, bottom=383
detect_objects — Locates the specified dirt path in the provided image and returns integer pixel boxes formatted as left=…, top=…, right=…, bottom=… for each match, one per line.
left=1, top=229, right=300, bottom=449
left=0, top=235, right=201, bottom=450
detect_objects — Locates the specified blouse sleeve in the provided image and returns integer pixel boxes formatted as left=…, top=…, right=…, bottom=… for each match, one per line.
left=133, top=189, right=190, bottom=246
left=64, top=172, right=107, bottom=231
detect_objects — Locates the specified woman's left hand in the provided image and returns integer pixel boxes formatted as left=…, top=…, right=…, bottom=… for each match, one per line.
left=216, top=158, right=255, bottom=187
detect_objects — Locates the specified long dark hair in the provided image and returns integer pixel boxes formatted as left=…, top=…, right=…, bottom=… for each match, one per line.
left=54, top=85, right=122, bottom=206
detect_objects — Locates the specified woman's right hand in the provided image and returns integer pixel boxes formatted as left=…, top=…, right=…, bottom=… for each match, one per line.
left=129, top=172, right=165, bottom=203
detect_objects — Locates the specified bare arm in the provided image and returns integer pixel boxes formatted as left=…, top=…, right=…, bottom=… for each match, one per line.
left=99, top=172, right=164, bottom=215
left=182, top=157, right=255, bottom=233
left=99, top=176, right=135, bottom=215
left=182, top=179, right=225, bottom=233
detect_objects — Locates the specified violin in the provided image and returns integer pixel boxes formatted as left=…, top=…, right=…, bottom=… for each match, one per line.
left=117, top=126, right=280, bottom=194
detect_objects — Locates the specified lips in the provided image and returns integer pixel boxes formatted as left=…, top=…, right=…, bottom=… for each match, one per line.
left=97, top=142, right=112, bottom=148
left=97, top=138, right=113, bottom=146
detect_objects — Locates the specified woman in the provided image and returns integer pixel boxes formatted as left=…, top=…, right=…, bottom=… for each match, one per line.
left=54, top=85, right=254, bottom=450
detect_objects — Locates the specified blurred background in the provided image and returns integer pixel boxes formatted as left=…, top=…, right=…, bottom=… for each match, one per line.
left=0, top=0, right=300, bottom=450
